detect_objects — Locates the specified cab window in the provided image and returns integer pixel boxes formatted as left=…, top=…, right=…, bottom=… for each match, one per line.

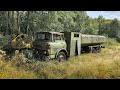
left=53, top=34, right=61, bottom=41
left=36, top=33, right=52, bottom=41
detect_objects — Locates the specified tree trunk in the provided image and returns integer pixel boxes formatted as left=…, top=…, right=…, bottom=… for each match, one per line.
left=7, top=11, right=11, bottom=35
left=24, top=11, right=30, bottom=34
left=17, top=11, right=20, bottom=34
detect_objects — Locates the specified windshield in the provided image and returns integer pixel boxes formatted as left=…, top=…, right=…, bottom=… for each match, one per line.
left=36, top=33, right=52, bottom=41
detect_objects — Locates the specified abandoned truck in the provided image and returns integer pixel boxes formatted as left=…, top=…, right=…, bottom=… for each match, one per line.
left=32, top=32, right=106, bottom=61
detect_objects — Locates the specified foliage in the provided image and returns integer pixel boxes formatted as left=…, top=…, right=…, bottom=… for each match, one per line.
left=103, top=37, right=120, bottom=48
left=108, top=18, right=120, bottom=38
left=0, top=11, right=98, bottom=35
left=0, top=54, right=37, bottom=79
left=0, top=11, right=119, bottom=41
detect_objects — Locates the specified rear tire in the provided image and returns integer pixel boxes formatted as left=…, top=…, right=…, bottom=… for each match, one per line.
left=92, top=48, right=97, bottom=53
left=56, top=52, right=67, bottom=62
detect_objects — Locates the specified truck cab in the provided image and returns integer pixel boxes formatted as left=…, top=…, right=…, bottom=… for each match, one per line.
left=33, top=32, right=68, bottom=61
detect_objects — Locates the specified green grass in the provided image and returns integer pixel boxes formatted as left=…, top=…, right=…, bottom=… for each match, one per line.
left=1, top=38, right=120, bottom=79
left=103, top=37, right=120, bottom=48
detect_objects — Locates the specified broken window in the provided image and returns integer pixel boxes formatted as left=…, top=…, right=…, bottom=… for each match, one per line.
left=74, top=34, right=79, bottom=37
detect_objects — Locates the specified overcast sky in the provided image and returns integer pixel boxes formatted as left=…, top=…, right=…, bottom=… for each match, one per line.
left=86, top=11, right=120, bottom=20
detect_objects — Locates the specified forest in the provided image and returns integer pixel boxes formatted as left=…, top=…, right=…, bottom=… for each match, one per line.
left=0, top=11, right=120, bottom=40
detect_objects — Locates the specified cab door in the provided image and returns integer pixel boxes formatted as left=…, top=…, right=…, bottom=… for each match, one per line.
left=51, top=34, right=66, bottom=55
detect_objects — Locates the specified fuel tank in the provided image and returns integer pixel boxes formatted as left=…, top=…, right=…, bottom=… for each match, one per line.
left=81, top=34, right=106, bottom=46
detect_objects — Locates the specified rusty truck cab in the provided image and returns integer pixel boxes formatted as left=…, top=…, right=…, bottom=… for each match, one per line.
left=33, top=32, right=67, bottom=60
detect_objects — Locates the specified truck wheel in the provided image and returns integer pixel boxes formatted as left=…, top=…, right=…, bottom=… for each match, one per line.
left=20, top=49, right=33, bottom=59
left=98, top=48, right=101, bottom=53
left=92, top=48, right=97, bottom=53
left=56, top=52, right=67, bottom=62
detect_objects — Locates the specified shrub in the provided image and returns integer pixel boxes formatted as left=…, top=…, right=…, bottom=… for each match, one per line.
left=0, top=52, right=37, bottom=79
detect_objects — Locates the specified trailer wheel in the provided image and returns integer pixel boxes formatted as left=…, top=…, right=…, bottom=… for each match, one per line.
left=56, top=52, right=67, bottom=62
left=92, top=48, right=96, bottom=53
left=96, top=47, right=101, bottom=53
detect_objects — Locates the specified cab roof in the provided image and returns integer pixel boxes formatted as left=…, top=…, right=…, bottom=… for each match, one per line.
left=49, top=32, right=63, bottom=35
left=36, top=32, right=64, bottom=35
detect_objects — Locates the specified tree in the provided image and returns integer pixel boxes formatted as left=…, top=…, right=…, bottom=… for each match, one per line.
left=83, top=16, right=99, bottom=34
left=97, top=16, right=106, bottom=35
left=108, top=18, right=120, bottom=38
left=0, top=11, right=8, bottom=35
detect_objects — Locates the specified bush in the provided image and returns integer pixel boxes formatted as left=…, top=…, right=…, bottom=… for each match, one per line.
left=0, top=52, right=37, bottom=79
left=103, top=37, right=120, bottom=48
left=0, top=35, right=10, bottom=48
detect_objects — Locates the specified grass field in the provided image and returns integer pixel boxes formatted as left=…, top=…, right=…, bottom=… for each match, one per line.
left=0, top=38, right=120, bottom=79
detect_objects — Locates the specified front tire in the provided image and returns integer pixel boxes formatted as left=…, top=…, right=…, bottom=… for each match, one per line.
left=56, top=52, right=67, bottom=62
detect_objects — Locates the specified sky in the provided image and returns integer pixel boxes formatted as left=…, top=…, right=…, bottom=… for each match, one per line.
left=86, top=11, right=120, bottom=20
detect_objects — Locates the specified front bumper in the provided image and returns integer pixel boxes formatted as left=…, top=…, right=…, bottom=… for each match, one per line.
left=33, top=49, right=51, bottom=60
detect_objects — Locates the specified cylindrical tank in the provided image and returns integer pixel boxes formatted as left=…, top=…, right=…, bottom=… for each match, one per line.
left=81, top=34, right=106, bottom=46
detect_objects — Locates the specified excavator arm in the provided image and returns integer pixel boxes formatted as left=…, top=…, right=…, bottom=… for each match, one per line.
left=11, top=34, right=32, bottom=49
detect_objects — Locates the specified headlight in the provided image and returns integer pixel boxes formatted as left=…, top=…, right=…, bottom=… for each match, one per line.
left=44, top=51, right=47, bottom=54
left=43, top=50, right=49, bottom=55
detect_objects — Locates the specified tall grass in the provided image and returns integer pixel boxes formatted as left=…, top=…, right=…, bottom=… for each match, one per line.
left=1, top=38, right=120, bottom=79
left=0, top=54, right=37, bottom=79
